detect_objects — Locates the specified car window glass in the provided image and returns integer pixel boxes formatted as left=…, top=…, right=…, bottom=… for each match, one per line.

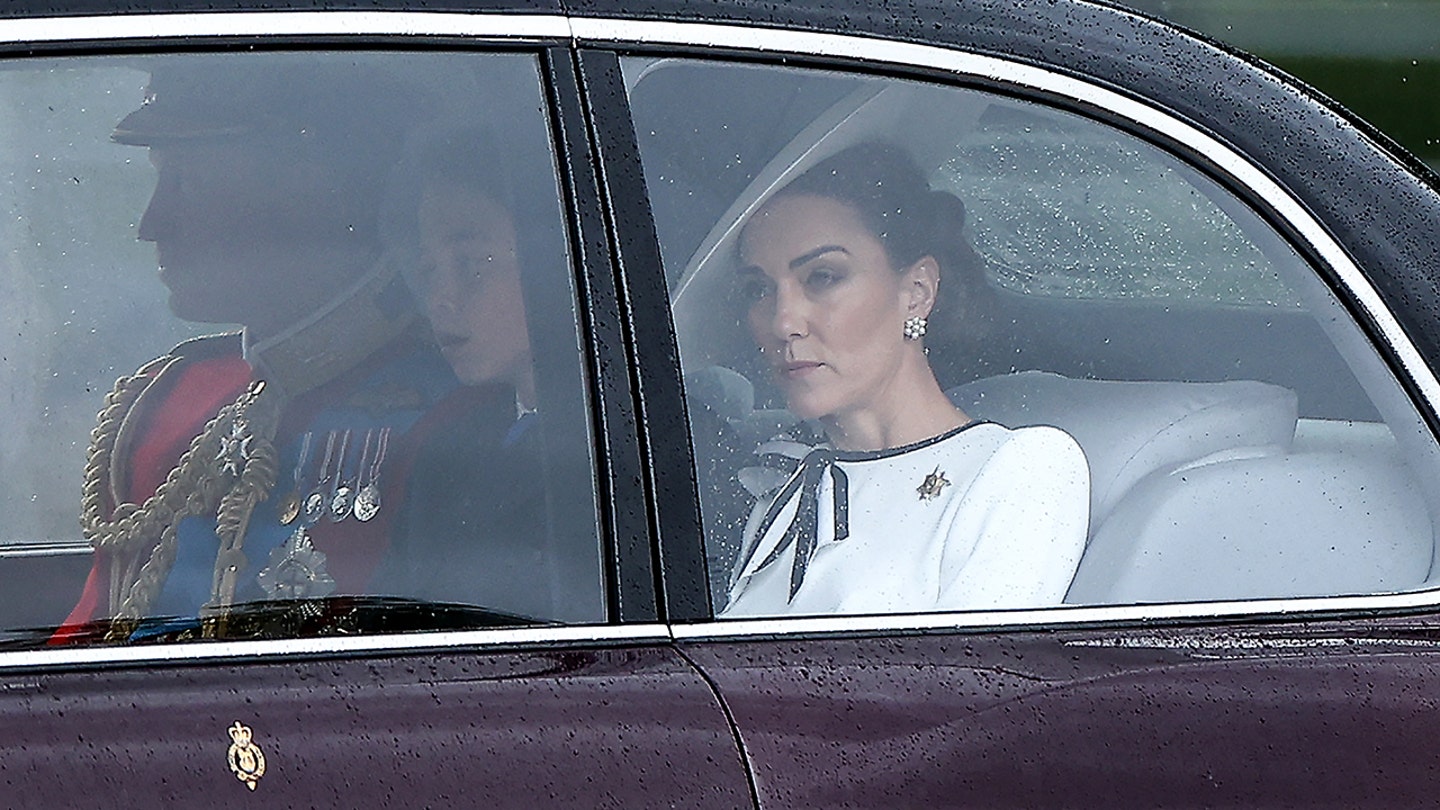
left=0, top=51, right=605, bottom=647
left=622, top=57, right=1440, bottom=618
left=941, top=103, right=1300, bottom=306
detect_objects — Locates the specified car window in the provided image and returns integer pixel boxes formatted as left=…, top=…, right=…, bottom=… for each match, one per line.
left=0, top=51, right=606, bottom=646
left=938, top=103, right=1300, bottom=306
left=623, top=57, right=1440, bottom=617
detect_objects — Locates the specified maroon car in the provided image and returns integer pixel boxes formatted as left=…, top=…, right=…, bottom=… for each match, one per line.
left=1, top=0, right=1439, bottom=806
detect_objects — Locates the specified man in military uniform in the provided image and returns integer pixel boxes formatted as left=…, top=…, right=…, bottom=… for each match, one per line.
left=52, top=58, right=458, bottom=642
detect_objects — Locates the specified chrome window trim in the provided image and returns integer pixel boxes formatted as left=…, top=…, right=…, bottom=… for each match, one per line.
left=0, top=12, right=1434, bottom=649
left=0, top=10, right=616, bottom=670
left=0, top=624, right=670, bottom=670
left=674, top=590, right=1440, bottom=641
left=0, top=543, right=90, bottom=559
left=574, top=19, right=1440, bottom=632
left=0, top=10, right=569, bottom=43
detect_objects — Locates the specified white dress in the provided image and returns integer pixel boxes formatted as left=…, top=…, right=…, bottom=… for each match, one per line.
left=722, top=421, right=1089, bottom=618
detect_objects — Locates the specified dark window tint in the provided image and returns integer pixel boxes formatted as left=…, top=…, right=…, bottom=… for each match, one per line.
left=0, top=52, right=605, bottom=647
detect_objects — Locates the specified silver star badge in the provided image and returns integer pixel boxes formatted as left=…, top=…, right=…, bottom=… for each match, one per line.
left=216, top=419, right=251, bottom=477
left=257, top=527, right=336, bottom=600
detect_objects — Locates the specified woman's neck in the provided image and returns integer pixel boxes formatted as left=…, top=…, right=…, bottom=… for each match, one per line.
left=821, top=367, right=970, bottom=452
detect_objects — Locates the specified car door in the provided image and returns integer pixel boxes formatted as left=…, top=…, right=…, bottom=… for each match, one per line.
left=0, top=12, right=751, bottom=806
left=596, top=9, right=1440, bottom=807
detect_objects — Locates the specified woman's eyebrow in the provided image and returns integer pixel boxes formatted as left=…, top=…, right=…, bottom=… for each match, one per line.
left=790, top=245, right=847, bottom=270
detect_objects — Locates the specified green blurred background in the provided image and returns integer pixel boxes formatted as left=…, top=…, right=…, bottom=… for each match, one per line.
left=1125, top=0, right=1440, bottom=171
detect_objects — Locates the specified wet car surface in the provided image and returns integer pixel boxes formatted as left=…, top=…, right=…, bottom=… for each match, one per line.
left=1, top=1, right=1439, bottom=806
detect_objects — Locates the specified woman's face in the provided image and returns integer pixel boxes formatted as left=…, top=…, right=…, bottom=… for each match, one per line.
left=412, top=182, right=531, bottom=387
left=737, top=193, right=925, bottom=422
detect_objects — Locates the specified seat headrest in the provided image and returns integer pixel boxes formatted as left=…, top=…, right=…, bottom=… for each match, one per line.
left=950, top=371, right=1298, bottom=524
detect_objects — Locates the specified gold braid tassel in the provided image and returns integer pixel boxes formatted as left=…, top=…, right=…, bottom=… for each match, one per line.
left=81, top=367, right=282, bottom=642
left=80, top=360, right=171, bottom=611
left=204, top=381, right=282, bottom=638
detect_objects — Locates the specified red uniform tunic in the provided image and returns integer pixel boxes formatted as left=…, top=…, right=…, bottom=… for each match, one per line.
left=51, top=331, right=454, bottom=643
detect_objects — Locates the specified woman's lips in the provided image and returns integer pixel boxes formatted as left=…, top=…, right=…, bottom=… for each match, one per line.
left=778, top=360, right=823, bottom=380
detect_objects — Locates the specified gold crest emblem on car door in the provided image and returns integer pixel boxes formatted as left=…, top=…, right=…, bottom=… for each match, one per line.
left=226, top=721, right=266, bottom=790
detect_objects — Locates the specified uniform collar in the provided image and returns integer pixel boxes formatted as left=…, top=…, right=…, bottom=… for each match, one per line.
left=244, top=257, right=417, bottom=400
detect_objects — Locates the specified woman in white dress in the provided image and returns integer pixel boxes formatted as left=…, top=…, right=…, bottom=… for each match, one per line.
left=722, top=143, right=1090, bottom=617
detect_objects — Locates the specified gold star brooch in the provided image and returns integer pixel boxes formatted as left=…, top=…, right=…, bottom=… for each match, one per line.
left=917, top=466, right=950, bottom=501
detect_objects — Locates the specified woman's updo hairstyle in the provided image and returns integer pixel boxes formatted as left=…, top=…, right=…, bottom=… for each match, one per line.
left=771, top=141, right=991, bottom=354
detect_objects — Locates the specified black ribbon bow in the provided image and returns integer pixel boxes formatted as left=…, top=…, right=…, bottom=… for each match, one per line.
left=746, top=447, right=850, bottom=601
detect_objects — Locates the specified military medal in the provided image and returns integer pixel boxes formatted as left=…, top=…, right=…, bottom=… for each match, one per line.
left=277, top=492, right=301, bottom=526
left=352, top=426, right=389, bottom=522
left=342, top=429, right=372, bottom=522
left=328, top=429, right=354, bottom=522
left=303, top=431, right=337, bottom=525
left=256, top=425, right=336, bottom=600
left=277, top=432, right=313, bottom=526
left=257, top=525, right=336, bottom=600
left=917, top=466, right=950, bottom=501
